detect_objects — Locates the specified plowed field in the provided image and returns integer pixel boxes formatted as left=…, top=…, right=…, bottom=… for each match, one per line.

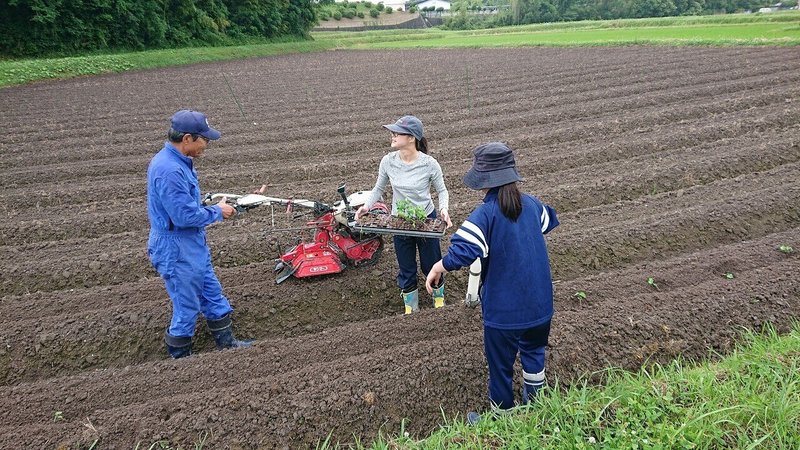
left=1, top=47, right=798, bottom=448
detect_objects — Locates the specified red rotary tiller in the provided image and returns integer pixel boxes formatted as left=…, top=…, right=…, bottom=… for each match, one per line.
left=204, top=184, right=389, bottom=284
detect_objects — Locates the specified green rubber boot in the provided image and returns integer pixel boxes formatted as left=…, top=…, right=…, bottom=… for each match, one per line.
left=432, top=283, right=445, bottom=308
left=402, top=289, right=419, bottom=314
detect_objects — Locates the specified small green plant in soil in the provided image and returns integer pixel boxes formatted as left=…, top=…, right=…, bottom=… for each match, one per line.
left=53, top=411, right=64, bottom=422
left=723, top=272, right=735, bottom=279
left=779, top=245, right=794, bottom=254
left=396, top=199, right=427, bottom=225
left=573, top=291, right=587, bottom=303
left=647, top=277, right=659, bottom=290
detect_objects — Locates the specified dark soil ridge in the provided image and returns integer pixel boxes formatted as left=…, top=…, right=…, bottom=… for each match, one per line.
left=3, top=82, right=798, bottom=221
left=3, top=104, right=797, bottom=247
left=2, top=225, right=796, bottom=326
left=4, top=64, right=786, bottom=206
left=0, top=257, right=796, bottom=447
left=2, top=173, right=797, bottom=385
left=0, top=49, right=793, bottom=172
left=0, top=47, right=779, bottom=139
left=3, top=157, right=797, bottom=296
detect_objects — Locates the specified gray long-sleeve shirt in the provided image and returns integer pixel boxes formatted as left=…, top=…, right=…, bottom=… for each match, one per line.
left=365, top=151, right=449, bottom=216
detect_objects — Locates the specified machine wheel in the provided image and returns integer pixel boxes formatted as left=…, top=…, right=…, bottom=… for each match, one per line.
left=352, top=237, right=384, bottom=268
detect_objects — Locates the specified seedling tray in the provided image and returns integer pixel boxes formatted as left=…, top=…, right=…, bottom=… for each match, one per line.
left=355, top=213, right=446, bottom=238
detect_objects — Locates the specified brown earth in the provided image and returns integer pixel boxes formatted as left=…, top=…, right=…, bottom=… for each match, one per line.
left=0, top=47, right=798, bottom=448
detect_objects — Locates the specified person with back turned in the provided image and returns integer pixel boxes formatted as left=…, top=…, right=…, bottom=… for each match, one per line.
left=426, top=142, right=559, bottom=423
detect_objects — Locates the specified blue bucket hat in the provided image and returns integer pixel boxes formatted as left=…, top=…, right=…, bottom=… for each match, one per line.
left=170, top=110, right=221, bottom=140
left=463, top=142, right=524, bottom=190
left=383, top=115, right=423, bottom=141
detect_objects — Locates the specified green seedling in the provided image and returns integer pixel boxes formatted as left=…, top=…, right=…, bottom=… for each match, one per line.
left=647, top=277, right=659, bottom=290
left=779, top=245, right=794, bottom=254
left=54, top=411, right=64, bottom=422
left=573, top=291, right=587, bottom=303
left=396, top=199, right=427, bottom=224
left=723, top=272, right=735, bottom=279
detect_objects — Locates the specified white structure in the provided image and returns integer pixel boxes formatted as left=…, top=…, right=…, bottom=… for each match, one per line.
left=335, top=0, right=408, bottom=11
left=414, top=0, right=451, bottom=10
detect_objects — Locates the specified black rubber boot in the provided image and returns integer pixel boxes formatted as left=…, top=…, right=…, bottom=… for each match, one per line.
left=207, top=314, right=254, bottom=350
left=165, top=332, right=193, bottom=359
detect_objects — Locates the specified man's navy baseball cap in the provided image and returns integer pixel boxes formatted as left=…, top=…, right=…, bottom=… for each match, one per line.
left=383, top=115, right=423, bottom=141
left=170, top=110, right=221, bottom=140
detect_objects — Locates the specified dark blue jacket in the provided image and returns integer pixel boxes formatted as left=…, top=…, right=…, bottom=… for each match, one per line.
left=442, top=189, right=558, bottom=330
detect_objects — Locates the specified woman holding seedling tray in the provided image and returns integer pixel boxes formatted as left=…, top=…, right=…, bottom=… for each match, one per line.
left=355, top=115, right=452, bottom=314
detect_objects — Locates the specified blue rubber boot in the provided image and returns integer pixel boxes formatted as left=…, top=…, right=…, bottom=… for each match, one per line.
left=207, top=314, right=254, bottom=350
left=165, top=332, right=193, bottom=359
left=402, top=289, right=419, bottom=314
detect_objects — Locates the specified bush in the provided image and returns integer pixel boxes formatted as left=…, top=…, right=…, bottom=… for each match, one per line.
left=333, top=10, right=342, bottom=20
left=342, top=9, right=355, bottom=18
left=369, top=8, right=380, bottom=17
left=376, top=2, right=385, bottom=11
left=385, top=6, right=393, bottom=13
left=409, top=6, right=418, bottom=13
left=0, top=0, right=318, bottom=57
left=319, top=10, right=331, bottom=20
left=357, top=11, right=365, bottom=18
left=364, top=1, right=374, bottom=7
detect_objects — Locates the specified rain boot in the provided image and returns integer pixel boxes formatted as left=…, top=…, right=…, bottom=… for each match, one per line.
left=165, top=332, right=193, bottom=359
left=432, top=282, right=445, bottom=308
left=523, top=369, right=545, bottom=404
left=401, top=289, right=419, bottom=314
left=207, top=314, right=255, bottom=350
left=523, top=383, right=543, bottom=404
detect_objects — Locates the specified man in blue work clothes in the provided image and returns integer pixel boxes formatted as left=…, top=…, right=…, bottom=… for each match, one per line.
left=147, top=109, right=254, bottom=359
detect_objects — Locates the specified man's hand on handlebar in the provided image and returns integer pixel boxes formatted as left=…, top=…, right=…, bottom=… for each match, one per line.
left=217, top=196, right=237, bottom=219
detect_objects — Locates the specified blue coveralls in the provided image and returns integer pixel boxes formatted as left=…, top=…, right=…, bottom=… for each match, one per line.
left=147, top=142, right=232, bottom=337
left=442, top=189, right=559, bottom=409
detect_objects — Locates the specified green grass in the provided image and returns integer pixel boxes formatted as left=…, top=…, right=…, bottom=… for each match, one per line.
left=360, top=23, right=800, bottom=48
left=320, top=323, right=800, bottom=449
left=2, top=12, right=799, bottom=88
left=0, top=39, right=338, bottom=88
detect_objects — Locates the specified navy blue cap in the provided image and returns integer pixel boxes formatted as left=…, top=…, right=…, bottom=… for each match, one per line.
left=463, top=142, right=524, bottom=190
left=170, top=110, right=221, bottom=140
left=383, top=115, right=423, bottom=141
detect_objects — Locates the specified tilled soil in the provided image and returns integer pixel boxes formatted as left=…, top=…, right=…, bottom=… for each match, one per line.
left=0, top=47, right=798, bottom=449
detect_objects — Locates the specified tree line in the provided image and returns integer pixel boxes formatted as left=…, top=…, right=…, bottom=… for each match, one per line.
left=0, top=0, right=318, bottom=57
left=444, top=0, right=796, bottom=29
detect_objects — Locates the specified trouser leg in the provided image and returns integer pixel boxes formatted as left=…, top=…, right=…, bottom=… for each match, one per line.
left=483, top=326, right=518, bottom=410
left=163, top=262, right=203, bottom=338
left=519, top=321, right=551, bottom=403
left=394, top=234, right=419, bottom=291
left=198, top=255, right=233, bottom=321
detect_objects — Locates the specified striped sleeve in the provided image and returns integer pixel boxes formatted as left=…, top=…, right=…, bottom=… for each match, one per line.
left=454, top=220, right=489, bottom=258
left=540, top=203, right=559, bottom=235
left=442, top=213, right=489, bottom=272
